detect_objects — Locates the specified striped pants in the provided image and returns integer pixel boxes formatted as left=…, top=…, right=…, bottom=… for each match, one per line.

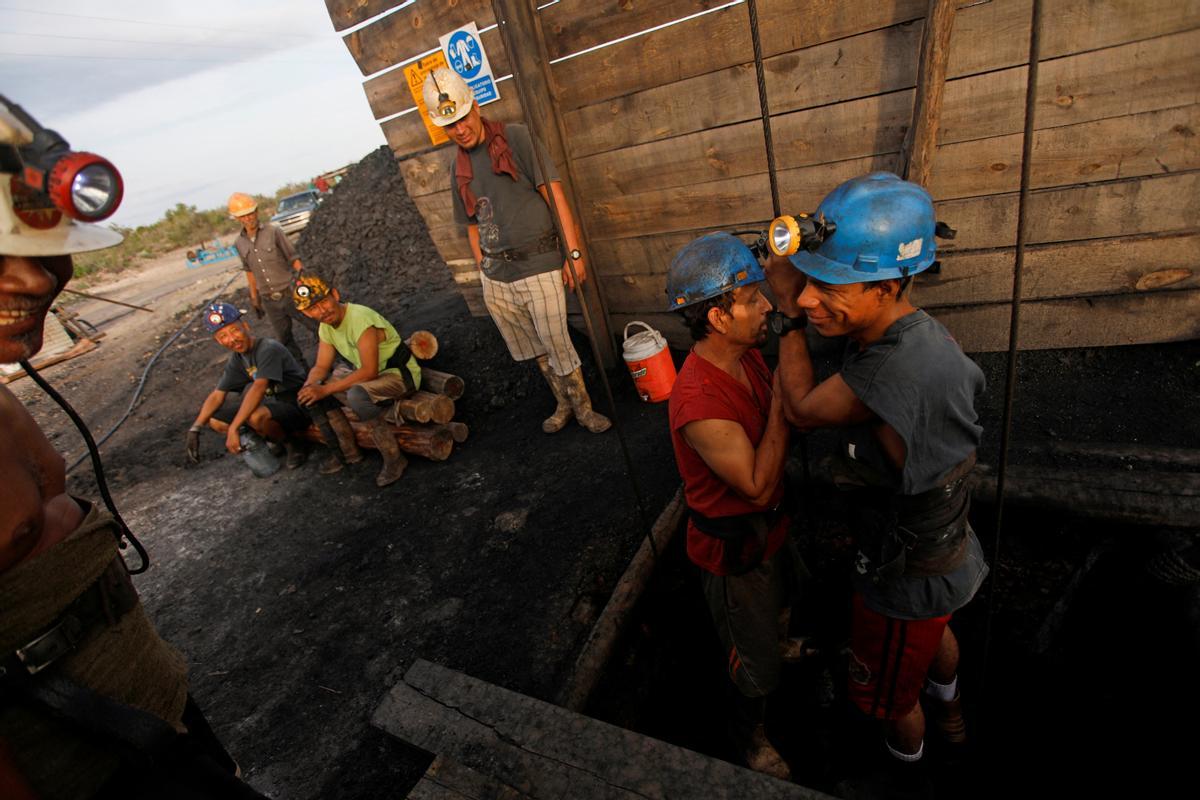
left=481, top=270, right=582, bottom=377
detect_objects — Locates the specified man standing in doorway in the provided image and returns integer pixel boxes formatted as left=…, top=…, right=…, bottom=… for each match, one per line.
left=228, top=191, right=310, bottom=368
left=422, top=67, right=610, bottom=435
left=765, top=172, right=987, bottom=786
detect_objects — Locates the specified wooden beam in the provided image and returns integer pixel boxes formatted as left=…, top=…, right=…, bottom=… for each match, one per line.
left=342, top=0, right=497, bottom=77
left=325, top=0, right=406, bottom=32
left=901, top=0, right=957, bottom=186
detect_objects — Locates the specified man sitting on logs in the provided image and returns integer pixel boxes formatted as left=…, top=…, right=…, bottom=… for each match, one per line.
left=292, top=275, right=419, bottom=486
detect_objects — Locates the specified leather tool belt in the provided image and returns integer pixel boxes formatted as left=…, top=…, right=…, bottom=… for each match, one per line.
left=853, top=453, right=976, bottom=585
left=0, top=557, right=138, bottom=680
left=690, top=497, right=788, bottom=576
left=482, top=231, right=561, bottom=262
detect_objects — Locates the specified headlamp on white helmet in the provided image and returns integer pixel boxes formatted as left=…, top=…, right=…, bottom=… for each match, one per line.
left=1, top=95, right=124, bottom=257
left=421, top=68, right=474, bottom=127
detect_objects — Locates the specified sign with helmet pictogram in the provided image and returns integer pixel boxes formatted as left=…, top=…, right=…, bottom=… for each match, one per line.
left=439, top=22, right=499, bottom=106
left=403, top=52, right=451, bottom=147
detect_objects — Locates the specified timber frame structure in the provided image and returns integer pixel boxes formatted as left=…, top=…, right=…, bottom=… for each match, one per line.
left=326, top=0, right=1200, bottom=354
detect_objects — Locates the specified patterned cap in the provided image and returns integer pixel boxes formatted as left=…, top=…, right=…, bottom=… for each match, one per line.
left=292, top=274, right=332, bottom=311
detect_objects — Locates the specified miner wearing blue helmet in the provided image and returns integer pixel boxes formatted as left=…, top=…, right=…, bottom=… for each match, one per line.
left=186, top=300, right=311, bottom=468
left=665, top=232, right=808, bottom=781
left=764, top=172, right=987, bottom=785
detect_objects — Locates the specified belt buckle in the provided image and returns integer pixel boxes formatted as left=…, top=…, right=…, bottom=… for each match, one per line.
left=15, top=616, right=84, bottom=675
left=268, top=290, right=284, bottom=301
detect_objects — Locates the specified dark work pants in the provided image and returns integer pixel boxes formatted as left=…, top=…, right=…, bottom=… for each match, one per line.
left=261, top=293, right=314, bottom=369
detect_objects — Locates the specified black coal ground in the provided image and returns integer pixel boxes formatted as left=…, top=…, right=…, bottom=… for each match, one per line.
left=15, top=144, right=1199, bottom=798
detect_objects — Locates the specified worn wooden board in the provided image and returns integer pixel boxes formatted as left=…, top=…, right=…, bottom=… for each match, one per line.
left=397, top=147, right=456, bottom=198
left=540, top=0, right=734, bottom=61
left=929, top=104, right=1200, bottom=200
left=935, top=289, right=1200, bottom=352
left=373, top=659, right=833, bottom=799
left=612, top=287, right=1200, bottom=354
left=918, top=232, right=1200, bottom=307
left=598, top=231, right=1200, bottom=314
left=407, top=755, right=530, bottom=800
left=326, top=0, right=406, bottom=32
left=412, top=190, right=459, bottom=230
left=342, top=0, right=497, bottom=77
left=363, top=26, right=510, bottom=120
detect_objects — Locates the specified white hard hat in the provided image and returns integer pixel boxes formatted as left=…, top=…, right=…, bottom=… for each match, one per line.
left=421, top=68, right=474, bottom=127
left=1, top=105, right=122, bottom=256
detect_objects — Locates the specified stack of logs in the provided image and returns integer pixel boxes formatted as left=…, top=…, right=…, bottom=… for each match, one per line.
left=347, top=368, right=467, bottom=461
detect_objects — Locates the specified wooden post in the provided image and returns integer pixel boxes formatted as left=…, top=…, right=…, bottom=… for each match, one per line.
left=901, top=0, right=958, bottom=187
left=491, top=0, right=616, bottom=368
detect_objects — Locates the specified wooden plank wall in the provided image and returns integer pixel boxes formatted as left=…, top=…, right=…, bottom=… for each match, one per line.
left=329, top=0, right=1200, bottom=352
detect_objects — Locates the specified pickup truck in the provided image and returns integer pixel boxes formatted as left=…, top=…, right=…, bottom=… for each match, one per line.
left=271, top=189, right=322, bottom=236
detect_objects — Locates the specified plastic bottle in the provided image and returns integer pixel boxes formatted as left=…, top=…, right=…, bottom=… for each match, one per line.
left=238, top=428, right=281, bottom=478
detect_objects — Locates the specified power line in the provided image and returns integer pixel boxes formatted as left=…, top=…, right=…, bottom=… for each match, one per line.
left=1, top=30, right=306, bottom=51
left=1, top=51, right=339, bottom=65
left=0, top=5, right=322, bottom=39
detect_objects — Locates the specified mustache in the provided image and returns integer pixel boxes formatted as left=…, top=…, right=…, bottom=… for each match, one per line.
left=0, top=293, right=54, bottom=312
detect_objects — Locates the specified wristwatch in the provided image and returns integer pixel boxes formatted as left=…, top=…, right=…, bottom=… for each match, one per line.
left=768, top=310, right=807, bottom=336
left=569, top=248, right=582, bottom=261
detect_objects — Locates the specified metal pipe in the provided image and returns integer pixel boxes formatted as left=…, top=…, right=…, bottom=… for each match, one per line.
left=746, top=0, right=780, bottom=218
left=981, top=0, right=1042, bottom=694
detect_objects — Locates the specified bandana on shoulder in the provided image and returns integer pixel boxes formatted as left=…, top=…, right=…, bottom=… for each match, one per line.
left=455, top=118, right=519, bottom=218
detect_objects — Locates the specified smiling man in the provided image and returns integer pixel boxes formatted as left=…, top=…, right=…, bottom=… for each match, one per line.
left=765, top=172, right=987, bottom=786
left=665, top=233, right=803, bottom=781
left=292, top=275, right=418, bottom=486
left=0, top=100, right=266, bottom=799
left=422, top=67, right=610, bottom=435
left=187, top=301, right=311, bottom=469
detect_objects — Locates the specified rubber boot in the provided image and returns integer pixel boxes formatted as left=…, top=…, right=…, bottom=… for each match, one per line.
left=283, top=440, right=308, bottom=470
left=535, top=355, right=573, bottom=433
left=563, top=367, right=612, bottom=433
left=316, top=408, right=363, bottom=475
left=367, top=417, right=407, bottom=487
left=731, top=694, right=791, bottom=781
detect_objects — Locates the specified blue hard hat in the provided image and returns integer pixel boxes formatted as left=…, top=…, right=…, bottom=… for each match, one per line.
left=202, top=301, right=242, bottom=334
left=790, top=172, right=937, bottom=284
left=665, top=232, right=764, bottom=311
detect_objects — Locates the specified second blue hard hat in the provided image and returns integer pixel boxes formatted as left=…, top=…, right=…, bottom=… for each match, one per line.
left=202, top=301, right=242, bottom=334
left=789, top=172, right=937, bottom=284
left=665, top=232, right=764, bottom=311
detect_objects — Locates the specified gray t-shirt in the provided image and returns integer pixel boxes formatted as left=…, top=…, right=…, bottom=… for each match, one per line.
left=450, top=123, right=562, bottom=283
left=840, top=310, right=985, bottom=495
left=838, top=309, right=989, bottom=619
left=217, top=337, right=306, bottom=397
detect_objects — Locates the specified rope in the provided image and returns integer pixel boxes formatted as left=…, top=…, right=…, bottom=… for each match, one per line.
left=981, top=0, right=1042, bottom=695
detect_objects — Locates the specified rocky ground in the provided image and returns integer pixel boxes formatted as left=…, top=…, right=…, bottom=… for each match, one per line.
left=14, top=144, right=1199, bottom=798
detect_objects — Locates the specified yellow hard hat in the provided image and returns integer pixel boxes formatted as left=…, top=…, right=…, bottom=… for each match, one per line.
left=227, top=192, right=257, bottom=218
left=292, top=274, right=332, bottom=311
left=421, top=68, right=474, bottom=127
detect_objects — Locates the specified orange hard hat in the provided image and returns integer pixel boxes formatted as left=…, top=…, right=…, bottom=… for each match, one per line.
left=227, top=192, right=257, bottom=218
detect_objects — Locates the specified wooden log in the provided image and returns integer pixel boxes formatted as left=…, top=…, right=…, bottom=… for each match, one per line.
left=395, top=391, right=455, bottom=426
left=969, top=464, right=1200, bottom=529
left=1014, top=441, right=1200, bottom=471
left=301, top=419, right=453, bottom=461
left=443, top=421, right=469, bottom=444
left=406, top=330, right=438, bottom=360
left=901, top=0, right=957, bottom=187
left=421, top=368, right=465, bottom=400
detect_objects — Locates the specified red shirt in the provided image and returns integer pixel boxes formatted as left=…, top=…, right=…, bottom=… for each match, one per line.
left=669, top=347, right=788, bottom=576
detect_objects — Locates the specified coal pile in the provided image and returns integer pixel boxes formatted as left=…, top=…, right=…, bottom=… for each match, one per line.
left=297, top=145, right=454, bottom=314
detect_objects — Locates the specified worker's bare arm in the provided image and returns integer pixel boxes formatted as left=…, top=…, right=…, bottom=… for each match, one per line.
left=682, top=386, right=789, bottom=506
left=193, top=388, right=228, bottom=429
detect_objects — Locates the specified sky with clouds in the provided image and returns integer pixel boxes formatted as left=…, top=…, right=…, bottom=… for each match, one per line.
left=2, top=0, right=389, bottom=227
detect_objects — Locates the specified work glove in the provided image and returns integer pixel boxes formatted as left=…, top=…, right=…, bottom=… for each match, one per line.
left=186, top=426, right=201, bottom=462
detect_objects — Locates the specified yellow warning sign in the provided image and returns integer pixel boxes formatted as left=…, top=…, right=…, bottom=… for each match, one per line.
left=404, top=51, right=450, bottom=147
